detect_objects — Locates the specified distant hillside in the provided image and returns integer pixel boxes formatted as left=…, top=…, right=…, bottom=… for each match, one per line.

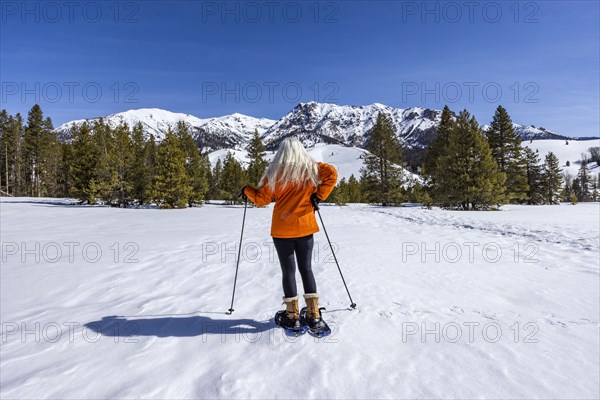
left=208, top=143, right=422, bottom=183
left=523, top=139, right=600, bottom=177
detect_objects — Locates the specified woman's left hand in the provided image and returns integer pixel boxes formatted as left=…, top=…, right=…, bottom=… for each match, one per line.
left=239, top=186, right=248, bottom=201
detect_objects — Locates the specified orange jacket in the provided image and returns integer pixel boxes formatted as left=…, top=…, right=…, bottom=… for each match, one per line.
left=243, top=162, right=338, bottom=238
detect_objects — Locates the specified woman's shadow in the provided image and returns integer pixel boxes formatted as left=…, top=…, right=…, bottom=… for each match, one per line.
left=84, top=313, right=276, bottom=338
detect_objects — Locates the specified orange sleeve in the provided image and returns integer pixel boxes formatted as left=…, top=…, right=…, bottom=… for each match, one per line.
left=315, top=162, right=338, bottom=201
left=243, top=179, right=275, bottom=207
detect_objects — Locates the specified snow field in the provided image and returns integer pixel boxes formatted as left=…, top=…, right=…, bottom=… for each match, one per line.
left=0, top=198, right=598, bottom=399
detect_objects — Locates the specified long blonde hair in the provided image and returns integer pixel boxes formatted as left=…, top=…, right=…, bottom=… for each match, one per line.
left=259, top=137, right=319, bottom=191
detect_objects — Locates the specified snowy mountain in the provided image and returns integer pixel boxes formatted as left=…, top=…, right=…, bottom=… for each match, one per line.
left=260, top=102, right=441, bottom=150
left=54, top=108, right=207, bottom=142
left=54, top=108, right=276, bottom=152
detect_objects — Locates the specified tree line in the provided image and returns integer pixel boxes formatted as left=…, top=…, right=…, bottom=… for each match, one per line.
left=423, top=105, right=599, bottom=208
left=331, top=105, right=598, bottom=208
left=0, top=105, right=267, bottom=208
left=1, top=104, right=598, bottom=209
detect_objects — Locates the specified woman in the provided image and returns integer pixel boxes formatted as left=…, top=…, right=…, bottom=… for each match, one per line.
left=242, top=138, right=338, bottom=335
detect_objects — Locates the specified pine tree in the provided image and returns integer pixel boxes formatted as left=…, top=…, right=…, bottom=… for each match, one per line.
left=112, top=124, right=133, bottom=206
left=486, top=105, right=529, bottom=203
left=590, top=173, right=599, bottom=201
left=0, top=111, right=23, bottom=195
left=523, top=147, right=545, bottom=205
left=201, top=152, right=212, bottom=201
left=588, top=147, right=600, bottom=164
left=425, top=106, right=455, bottom=205
left=22, top=105, right=43, bottom=196
left=129, top=123, right=150, bottom=204
left=246, top=129, right=268, bottom=186
left=347, top=174, right=361, bottom=203
left=575, top=161, right=591, bottom=202
left=571, top=178, right=581, bottom=202
left=22, top=104, right=60, bottom=197
left=220, top=152, right=244, bottom=204
left=330, top=177, right=349, bottom=205
left=561, top=172, right=573, bottom=202
left=425, top=105, right=453, bottom=178
left=0, top=110, right=10, bottom=194
left=404, top=181, right=431, bottom=206
left=175, top=121, right=208, bottom=206
left=208, top=158, right=223, bottom=200
left=436, top=110, right=506, bottom=210
left=360, top=112, right=404, bottom=206
left=57, top=142, right=73, bottom=197
left=12, top=113, right=25, bottom=195
left=570, top=193, right=578, bottom=205
left=144, top=134, right=157, bottom=203
left=152, top=129, right=191, bottom=208
left=88, top=119, right=118, bottom=204
left=542, top=152, right=563, bottom=204
left=39, top=109, right=59, bottom=196
left=40, top=134, right=62, bottom=198
left=71, top=123, right=99, bottom=203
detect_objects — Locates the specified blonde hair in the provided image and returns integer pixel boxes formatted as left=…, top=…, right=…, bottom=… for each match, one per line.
left=259, top=137, right=319, bottom=191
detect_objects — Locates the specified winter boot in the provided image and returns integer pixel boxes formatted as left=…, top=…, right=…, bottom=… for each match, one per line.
left=301, top=293, right=331, bottom=337
left=274, top=296, right=306, bottom=335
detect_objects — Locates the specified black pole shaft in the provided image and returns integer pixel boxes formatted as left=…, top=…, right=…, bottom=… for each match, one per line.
left=228, top=197, right=248, bottom=314
left=316, top=207, right=356, bottom=309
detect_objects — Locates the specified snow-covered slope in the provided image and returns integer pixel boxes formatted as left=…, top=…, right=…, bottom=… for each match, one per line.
left=1, top=198, right=598, bottom=398
left=523, top=138, right=600, bottom=177
left=208, top=143, right=421, bottom=182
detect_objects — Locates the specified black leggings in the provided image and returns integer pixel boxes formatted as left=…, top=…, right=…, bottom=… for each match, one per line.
left=273, top=234, right=317, bottom=298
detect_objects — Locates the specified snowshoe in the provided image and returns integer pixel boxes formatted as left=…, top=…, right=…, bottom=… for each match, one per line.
left=300, top=306, right=331, bottom=338
left=275, top=310, right=308, bottom=336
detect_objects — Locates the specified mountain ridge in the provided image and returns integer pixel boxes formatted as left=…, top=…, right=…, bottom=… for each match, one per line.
left=54, top=103, right=596, bottom=153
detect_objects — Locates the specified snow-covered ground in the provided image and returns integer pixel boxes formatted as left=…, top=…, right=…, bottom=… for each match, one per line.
left=1, top=198, right=599, bottom=399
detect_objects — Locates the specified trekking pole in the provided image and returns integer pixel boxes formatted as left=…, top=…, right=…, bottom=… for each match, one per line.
left=227, top=196, right=248, bottom=314
left=313, top=198, right=357, bottom=309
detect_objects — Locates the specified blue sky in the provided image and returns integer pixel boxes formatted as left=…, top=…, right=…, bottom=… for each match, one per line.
left=1, top=0, right=598, bottom=137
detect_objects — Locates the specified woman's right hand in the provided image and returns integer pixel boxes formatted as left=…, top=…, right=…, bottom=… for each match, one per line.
left=310, top=193, right=321, bottom=210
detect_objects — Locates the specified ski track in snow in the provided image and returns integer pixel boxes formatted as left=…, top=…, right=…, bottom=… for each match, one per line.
left=1, top=198, right=599, bottom=399
left=371, top=207, right=598, bottom=253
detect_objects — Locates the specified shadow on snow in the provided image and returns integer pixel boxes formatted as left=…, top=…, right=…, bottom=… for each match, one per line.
left=84, top=314, right=276, bottom=338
